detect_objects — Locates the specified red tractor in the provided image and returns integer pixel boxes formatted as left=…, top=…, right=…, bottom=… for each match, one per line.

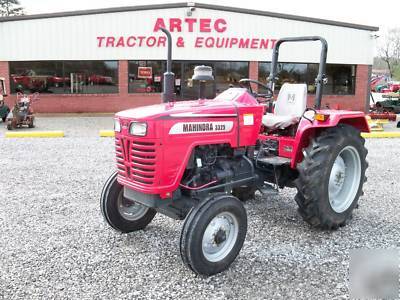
left=6, top=92, right=39, bottom=130
left=101, top=29, right=369, bottom=276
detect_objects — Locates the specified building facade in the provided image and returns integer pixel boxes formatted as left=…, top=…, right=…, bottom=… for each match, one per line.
left=0, top=3, right=378, bottom=113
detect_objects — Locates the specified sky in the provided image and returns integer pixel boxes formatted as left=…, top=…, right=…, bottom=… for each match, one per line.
left=20, top=0, right=399, bottom=34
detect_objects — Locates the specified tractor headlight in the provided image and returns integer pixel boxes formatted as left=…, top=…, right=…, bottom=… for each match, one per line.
left=114, top=119, right=121, bottom=132
left=129, top=122, right=147, bottom=136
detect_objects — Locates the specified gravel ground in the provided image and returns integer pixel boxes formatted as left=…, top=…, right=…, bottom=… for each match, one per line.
left=0, top=116, right=399, bottom=299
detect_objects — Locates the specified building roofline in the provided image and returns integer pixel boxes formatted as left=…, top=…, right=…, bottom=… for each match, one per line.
left=0, top=2, right=379, bottom=31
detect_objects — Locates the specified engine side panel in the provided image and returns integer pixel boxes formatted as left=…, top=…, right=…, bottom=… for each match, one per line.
left=160, top=116, right=238, bottom=198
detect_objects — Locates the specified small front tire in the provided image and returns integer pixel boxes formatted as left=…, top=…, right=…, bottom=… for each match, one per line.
left=100, top=172, right=156, bottom=233
left=180, top=194, right=247, bottom=276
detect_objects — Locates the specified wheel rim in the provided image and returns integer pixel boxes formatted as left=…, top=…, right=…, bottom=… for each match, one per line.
left=117, top=190, right=148, bottom=221
left=328, top=145, right=362, bottom=213
left=201, top=212, right=239, bottom=262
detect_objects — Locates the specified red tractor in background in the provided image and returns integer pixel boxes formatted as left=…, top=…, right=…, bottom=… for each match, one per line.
left=101, top=29, right=369, bottom=276
left=6, top=92, right=39, bottom=130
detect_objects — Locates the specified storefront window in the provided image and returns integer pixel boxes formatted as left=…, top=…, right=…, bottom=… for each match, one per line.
left=259, top=62, right=356, bottom=95
left=128, top=61, right=248, bottom=99
left=325, top=64, right=356, bottom=95
left=258, top=62, right=308, bottom=89
left=214, top=62, right=249, bottom=93
left=128, top=61, right=165, bottom=93
left=64, top=61, right=118, bottom=94
left=9, top=61, right=118, bottom=94
left=181, top=62, right=216, bottom=100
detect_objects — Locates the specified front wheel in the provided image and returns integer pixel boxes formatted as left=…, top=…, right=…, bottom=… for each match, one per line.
left=180, top=194, right=247, bottom=276
left=28, top=118, right=35, bottom=128
left=100, top=172, right=156, bottom=233
left=295, top=124, right=368, bottom=229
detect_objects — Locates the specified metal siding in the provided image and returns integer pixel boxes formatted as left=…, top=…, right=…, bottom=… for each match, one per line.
left=0, top=7, right=374, bottom=64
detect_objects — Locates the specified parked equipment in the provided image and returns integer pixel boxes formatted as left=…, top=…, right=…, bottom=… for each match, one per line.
left=101, top=29, right=369, bottom=276
left=0, top=77, right=10, bottom=122
left=376, top=93, right=400, bottom=114
left=369, top=92, right=399, bottom=121
left=6, top=92, right=39, bottom=130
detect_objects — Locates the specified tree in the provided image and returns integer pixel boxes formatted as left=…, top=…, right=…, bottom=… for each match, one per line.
left=379, top=28, right=400, bottom=79
left=0, top=0, right=24, bottom=17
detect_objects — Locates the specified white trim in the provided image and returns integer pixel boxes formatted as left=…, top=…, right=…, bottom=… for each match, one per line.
left=169, top=121, right=234, bottom=134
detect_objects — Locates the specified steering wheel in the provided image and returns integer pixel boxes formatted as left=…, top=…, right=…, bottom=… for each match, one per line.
left=238, top=79, right=274, bottom=103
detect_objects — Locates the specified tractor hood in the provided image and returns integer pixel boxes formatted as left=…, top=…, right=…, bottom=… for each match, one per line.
left=115, top=88, right=257, bottom=120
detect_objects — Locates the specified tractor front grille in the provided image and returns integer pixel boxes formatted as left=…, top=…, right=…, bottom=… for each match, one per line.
left=115, top=136, right=157, bottom=186
left=130, top=141, right=156, bottom=185
left=115, top=137, right=126, bottom=174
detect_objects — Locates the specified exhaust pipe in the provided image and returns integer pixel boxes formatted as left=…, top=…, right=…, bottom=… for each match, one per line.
left=159, top=28, right=175, bottom=103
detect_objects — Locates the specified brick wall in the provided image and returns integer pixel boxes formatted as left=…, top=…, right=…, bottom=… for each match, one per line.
left=0, top=60, right=370, bottom=113
left=0, top=61, right=11, bottom=106
left=248, top=61, right=259, bottom=92
left=118, top=60, right=129, bottom=96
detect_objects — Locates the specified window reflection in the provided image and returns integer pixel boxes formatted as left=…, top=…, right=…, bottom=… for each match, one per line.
left=127, top=60, right=248, bottom=100
left=9, top=61, right=118, bottom=94
left=214, top=62, right=249, bottom=93
left=259, top=62, right=356, bottom=95
left=128, top=61, right=164, bottom=93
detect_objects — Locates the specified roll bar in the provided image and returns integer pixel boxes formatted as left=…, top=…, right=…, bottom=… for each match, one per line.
left=159, top=28, right=175, bottom=103
left=267, top=36, right=328, bottom=109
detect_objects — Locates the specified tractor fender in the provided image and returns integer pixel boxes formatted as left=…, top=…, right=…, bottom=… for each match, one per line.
left=290, top=112, right=369, bottom=168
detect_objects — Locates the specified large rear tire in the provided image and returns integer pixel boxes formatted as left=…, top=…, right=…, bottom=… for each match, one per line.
left=100, top=172, right=156, bottom=233
left=295, top=124, right=368, bottom=229
left=180, top=194, right=247, bottom=276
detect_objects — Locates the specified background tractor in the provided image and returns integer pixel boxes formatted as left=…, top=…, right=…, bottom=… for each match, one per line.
left=101, top=29, right=369, bottom=276
left=6, top=92, right=39, bottom=130
left=0, top=77, right=10, bottom=122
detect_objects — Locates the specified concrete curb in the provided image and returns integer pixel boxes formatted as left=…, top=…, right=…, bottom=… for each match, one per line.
left=361, top=132, right=400, bottom=138
left=99, top=130, right=115, bottom=137
left=5, top=131, right=65, bottom=138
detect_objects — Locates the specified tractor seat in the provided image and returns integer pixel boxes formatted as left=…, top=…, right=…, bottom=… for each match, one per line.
left=262, top=83, right=307, bottom=130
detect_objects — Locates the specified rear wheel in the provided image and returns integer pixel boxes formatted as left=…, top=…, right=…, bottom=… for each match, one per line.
left=180, top=194, right=247, bottom=276
left=295, top=124, right=368, bottom=229
left=100, top=172, right=156, bottom=233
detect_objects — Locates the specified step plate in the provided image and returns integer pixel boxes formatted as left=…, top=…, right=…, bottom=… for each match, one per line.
left=256, top=156, right=291, bottom=166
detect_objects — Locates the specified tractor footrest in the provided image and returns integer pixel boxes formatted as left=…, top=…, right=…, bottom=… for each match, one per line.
left=256, top=156, right=291, bottom=166
left=258, top=184, right=279, bottom=195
